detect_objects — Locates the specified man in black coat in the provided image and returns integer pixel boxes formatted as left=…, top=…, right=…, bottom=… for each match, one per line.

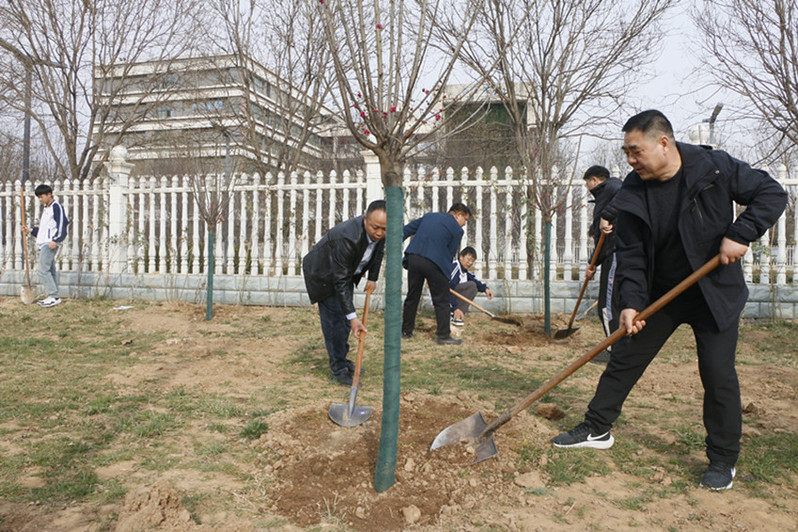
left=552, top=110, right=787, bottom=492
left=303, top=200, right=387, bottom=385
left=582, top=165, right=623, bottom=363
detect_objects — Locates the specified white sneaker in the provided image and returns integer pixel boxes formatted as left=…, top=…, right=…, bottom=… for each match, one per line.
left=38, top=297, right=62, bottom=308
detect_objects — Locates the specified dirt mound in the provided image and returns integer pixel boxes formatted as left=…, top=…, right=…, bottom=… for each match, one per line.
left=259, top=393, right=548, bottom=530
left=115, top=479, right=199, bottom=531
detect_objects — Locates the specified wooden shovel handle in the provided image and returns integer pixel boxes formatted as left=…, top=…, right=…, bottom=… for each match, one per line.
left=478, top=254, right=722, bottom=438
left=351, top=284, right=374, bottom=388
left=449, top=288, right=495, bottom=318
left=20, top=187, right=32, bottom=285
left=566, top=232, right=606, bottom=330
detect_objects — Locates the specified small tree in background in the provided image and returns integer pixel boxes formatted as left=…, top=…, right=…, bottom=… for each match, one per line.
left=456, top=0, right=676, bottom=334
left=693, top=0, right=798, bottom=159
left=0, top=0, right=204, bottom=181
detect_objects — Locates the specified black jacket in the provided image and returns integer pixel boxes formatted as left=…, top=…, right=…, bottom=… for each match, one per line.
left=612, top=142, right=787, bottom=330
left=302, top=215, right=385, bottom=316
left=588, top=177, right=623, bottom=263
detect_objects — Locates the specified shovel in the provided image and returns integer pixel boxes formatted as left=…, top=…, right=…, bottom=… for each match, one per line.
left=553, top=232, right=606, bottom=339
left=19, top=188, right=36, bottom=305
left=449, top=289, right=523, bottom=326
left=431, top=254, right=721, bottom=464
left=328, top=284, right=374, bottom=427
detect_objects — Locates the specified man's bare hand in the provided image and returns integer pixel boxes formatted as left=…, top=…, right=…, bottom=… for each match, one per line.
left=485, top=288, right=494, bottom=300
left=585, top=265, right=596, bottom=281
left=453, top=308, right=465, bottom=320
left=719, top=237, right=748, bottom=265
left=350, top=318, right=367, bottom=338
left=600, top=218, right=613, bottom=234
left=620, top=308, right=645, bottom=335
left=365, top=280, right=376, bottom=292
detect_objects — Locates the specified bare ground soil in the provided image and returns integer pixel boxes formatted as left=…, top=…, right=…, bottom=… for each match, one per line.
left=0, top=299, right=796, bottom=531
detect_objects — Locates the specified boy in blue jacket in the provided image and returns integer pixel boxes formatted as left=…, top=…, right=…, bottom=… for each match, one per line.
left=449, top=246, right=493, bottom=326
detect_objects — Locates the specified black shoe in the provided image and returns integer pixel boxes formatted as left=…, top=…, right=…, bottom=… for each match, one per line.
left=700, top=462, right=736, bottom=491
left=401, top=331, right=413, bottom=338
left=435, top=336, right=462, bottom=345
left=345, top=361, right=364, bottom=376
left=551, top=422, right=614, bottom=449
left=330, top=371, right=353, bottom=386
left=590, top=349, right=611, bottom=365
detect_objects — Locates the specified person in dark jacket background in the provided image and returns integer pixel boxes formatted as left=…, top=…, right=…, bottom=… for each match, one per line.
left=582, top=165, right=623, bottom=363
left=552, top=110, right=787, bottom=492
left=402, top=202, right=471, bottom=345
left=303, top=200, right=387, bottom=385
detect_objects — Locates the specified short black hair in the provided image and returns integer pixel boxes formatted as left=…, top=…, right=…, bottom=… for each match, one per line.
left=35, top=184, right=53, bottom=196
left=448, top=202, right=472, bottom=217
left=460, top=246, right=477, bottom=259
left=622, top=109, right=674, bottom=139
left=366, top=199, right=386, bottom=214
left=583, top=165, right=610, bottom=181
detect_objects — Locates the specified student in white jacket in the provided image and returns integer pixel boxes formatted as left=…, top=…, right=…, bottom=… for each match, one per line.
left=22, top=184, right=69, bottom=307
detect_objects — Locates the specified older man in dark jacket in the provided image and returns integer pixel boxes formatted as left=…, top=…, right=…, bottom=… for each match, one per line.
left=552, top=110, right=787, bottom=492
left=303, top=200, right=387, bottom=385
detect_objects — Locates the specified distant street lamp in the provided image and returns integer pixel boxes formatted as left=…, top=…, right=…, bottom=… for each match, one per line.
left=0, top=37, right=64, bottom=184
left=688, top=103, right=724, bottom=148
left=705, top=102, right=724, bottom=147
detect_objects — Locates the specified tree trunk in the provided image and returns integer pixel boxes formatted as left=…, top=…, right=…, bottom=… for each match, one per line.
left=374, top=161, right=404, bottom=492
left=544, top=222, right=552, bottom=336
left=206, top=231, right=215, bottom=321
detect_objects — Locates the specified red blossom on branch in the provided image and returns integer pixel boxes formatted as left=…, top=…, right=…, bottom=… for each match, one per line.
left=376, top=23, right=383, bottom=29
left=390, top=105, right=397, bottom=112
left=364, top=129, right=370, bottom=135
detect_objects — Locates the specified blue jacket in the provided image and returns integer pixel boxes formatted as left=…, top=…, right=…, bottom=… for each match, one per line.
left=449, top=260, right=488, bottom=311
left=403, top=212, right=464, bottom=276
left=612, top=142, right=787, bottom=330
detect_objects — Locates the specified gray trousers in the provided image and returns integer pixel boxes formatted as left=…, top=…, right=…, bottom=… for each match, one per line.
left=37, top=244, right=60, bottom=298
left=452, top=281, right=478, bottom=312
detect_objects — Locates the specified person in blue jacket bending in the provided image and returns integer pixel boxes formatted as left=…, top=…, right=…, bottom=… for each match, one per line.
left=401, top=203, right=471, bottom=345
left=449, top=246, right=494, bottom=326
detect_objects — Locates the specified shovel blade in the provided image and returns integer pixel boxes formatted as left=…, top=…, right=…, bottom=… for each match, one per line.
left=20, top=285, right=35, bottom=305
left=328, top=402, right=372, bottom=427
left=552, top=326, right=579, bottom=339
left=430, top=412, right=499, bottom=463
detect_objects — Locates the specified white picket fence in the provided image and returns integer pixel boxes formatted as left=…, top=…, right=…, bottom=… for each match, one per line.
left=1, top=162, right=797, bottom=286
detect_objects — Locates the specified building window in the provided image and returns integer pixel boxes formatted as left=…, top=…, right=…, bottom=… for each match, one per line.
left=251, top=76, right=265, bottom=95
left=157, top=106, right=174, bottom=119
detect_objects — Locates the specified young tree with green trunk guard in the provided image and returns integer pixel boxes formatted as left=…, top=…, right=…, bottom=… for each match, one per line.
left=312, top=0, right=485, bottom=492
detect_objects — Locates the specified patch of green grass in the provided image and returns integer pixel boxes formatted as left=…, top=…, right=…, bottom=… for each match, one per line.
left=545, top=450, right=612, bottom=486
left=740, top=431, right=798, bottom=485
left=239, top=420, right=269, bottom=440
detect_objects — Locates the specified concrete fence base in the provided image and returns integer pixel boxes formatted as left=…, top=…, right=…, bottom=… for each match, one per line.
left=1, top=271, right=794, bottom=319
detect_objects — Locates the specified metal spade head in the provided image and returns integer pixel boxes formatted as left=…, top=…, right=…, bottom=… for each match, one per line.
left=20, top=285, right=35, bottom=305
left=552, top=325, right=580, bottom=339
left=328, top=399, right=372, bottom=427
left=430, top=411, right=499, bottom=464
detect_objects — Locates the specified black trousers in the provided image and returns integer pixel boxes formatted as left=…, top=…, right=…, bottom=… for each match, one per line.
left=584, top=291, right=742, bottom=464
left=402, top=254, right=451, bottom=338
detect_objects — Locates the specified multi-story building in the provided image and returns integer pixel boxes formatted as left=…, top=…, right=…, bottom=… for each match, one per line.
left=93, top=54, right=358, bottom=176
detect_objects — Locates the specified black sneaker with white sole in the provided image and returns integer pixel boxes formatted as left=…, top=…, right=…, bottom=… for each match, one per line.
left=700, top=462, right=736, bottom=491
left=551, top=422, right=614, bottom=449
